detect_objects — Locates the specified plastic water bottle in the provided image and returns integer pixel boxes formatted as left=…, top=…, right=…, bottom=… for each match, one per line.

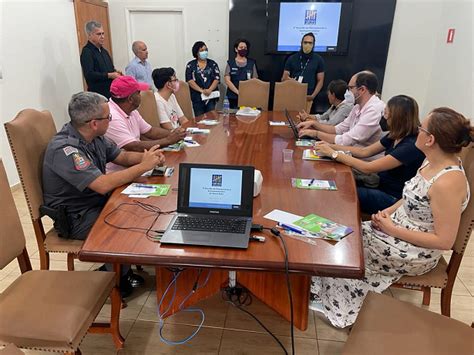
left=223, top=96, right=230, bottom=115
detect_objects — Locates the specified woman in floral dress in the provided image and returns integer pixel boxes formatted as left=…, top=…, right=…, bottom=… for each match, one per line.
left=311, top=107, right=473, bottom=328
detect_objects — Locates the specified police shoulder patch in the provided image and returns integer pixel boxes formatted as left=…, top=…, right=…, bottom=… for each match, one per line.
left=63, top=146, right=79, bottom=156
left=72, top=153, right=91, bottom=171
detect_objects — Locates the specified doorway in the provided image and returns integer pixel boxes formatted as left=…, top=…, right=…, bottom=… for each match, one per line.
left=127, top=9, right=186, bottom=81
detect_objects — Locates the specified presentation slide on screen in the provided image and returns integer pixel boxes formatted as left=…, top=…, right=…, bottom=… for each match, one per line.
left=278, top=2, right=342, bottom=52
left=189, top=168, right=243, bottom=209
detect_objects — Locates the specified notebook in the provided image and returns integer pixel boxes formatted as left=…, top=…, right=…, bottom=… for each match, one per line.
left=160, top=163, right=255, bottom=249
left=284, top=109, right=315, bottom=140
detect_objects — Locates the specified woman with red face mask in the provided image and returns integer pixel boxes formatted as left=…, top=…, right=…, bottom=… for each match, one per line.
left=224, top=39, right=259, bottom=109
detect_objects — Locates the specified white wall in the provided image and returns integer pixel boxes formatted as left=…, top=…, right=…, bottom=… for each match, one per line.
left=424, top=0, right=474, bottom=118
left=107, top=0, right=229, bottom=83
left=0, top=0, right=84, bottom=186
left=383, top=0, right=473, bottom=120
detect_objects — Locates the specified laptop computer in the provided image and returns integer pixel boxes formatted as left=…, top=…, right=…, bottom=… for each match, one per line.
left=285, top=109, right=317, bottom=140
left=160, top=163, right=255, bottom=249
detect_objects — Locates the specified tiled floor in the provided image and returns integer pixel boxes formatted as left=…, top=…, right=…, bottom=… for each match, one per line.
left=1, top=189, right=473, bottom=354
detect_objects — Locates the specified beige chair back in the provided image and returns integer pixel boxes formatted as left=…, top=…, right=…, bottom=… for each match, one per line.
left=4, top=109, right=57, bottom=221
left=342, top=292, right=474, bottom=355
left=174, top=80, right=194, bottom=119
left=0, top=159, right=26, bottom=269
left=138, top=91, right=160, bottom=127
left=273, top=80, right=308, bottom=111
left=238, top=79, right=270, bottom=111
left=453, top=144, right=474, bottom=253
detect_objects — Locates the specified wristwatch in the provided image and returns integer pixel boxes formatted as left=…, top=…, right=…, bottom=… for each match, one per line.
left=331, top=150, right=339, bottom=160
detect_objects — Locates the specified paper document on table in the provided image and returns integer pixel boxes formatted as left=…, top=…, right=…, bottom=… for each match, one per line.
left=121, top=183, right=171, bottom=197
left=291, top=178, right=337, bottom=190
left=236, top=107, right=261, bottom=117
left=302, top=149, right=332, bottom=161
left=198, top=119, right=219, bottom=126
left=293, top=214, right=353, bottom=241
left=183, top=139, right=200, bottom=147
left=186, top=127, right=210, bottom=134
left=161, top=141, right=185, bottom=152
left=296, top=139, right=316, bottom=147
left=201, top=91, right=220, bottom=101
left=269, top=121, right=286, bottom=126
left=264, top=209, right=318, bottom=245
left=263, top=209, right=303, bottom=225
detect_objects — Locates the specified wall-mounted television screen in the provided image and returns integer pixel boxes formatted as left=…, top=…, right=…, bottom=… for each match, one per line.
left=267, top=1, right=353, bottom=54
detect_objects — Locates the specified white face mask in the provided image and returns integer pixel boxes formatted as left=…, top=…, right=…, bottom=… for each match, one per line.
left=344, top=89, right=355, bottom=104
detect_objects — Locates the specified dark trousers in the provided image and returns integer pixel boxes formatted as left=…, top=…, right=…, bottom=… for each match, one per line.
left=193, top=99, right=217, bottom=117
left=68, top=206, right=102, bottom=240
left=229, top=98, right=239, bottom=109
left=357, top=187, right=399, bottom=215
left=66, top=206, right=130, bottom=276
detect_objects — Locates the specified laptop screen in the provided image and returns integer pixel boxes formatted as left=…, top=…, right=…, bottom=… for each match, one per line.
left=189, top=168, right=242, bottom=209
left=178, top=163, right=254, bottom=217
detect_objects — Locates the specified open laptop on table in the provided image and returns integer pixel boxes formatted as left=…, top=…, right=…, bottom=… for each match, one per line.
left=285, top=109, right=318, bottom=140
left=160, top=163, right=255, bottom=249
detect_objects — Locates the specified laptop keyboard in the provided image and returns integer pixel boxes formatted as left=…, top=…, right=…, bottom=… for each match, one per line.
left=171, top=216, right=248, bottom=234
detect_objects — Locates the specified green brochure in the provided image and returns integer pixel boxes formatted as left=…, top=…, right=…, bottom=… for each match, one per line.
left=293, top=214, right=353, bottom=241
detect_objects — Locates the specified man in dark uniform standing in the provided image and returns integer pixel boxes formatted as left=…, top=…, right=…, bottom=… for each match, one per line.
left=282, top=32, right=325, bottom=113
left=80, top=21, right=122, bottom=98
left=42, top=91, right=165, bottom=296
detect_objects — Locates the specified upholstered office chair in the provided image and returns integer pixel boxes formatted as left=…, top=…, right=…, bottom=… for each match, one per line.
left=392, top=144, right=474, bottom=316
left=138, top=91, right=160, bottom=127
left=273, top=80, right=308, bottom=112
left=4, top=109, right=82, bottom=271
left=0, top=159, right=124, bottom=354
left=174, top=80, right=194, bottom=119
left=341, top=292, right=474, bottom=355
left=238, top=78, right=270, bottom=111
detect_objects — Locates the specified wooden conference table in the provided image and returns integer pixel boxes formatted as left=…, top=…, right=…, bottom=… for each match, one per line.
left=79, top=111, right=364, bottom=331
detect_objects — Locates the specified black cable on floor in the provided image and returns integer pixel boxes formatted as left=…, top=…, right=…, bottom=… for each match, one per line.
left=222, top=285, right=288, bottom=355
left=264, top=227, right=295, bottom=355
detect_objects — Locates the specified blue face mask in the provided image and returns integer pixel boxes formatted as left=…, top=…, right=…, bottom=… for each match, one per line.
left=198, top=51, right=208, bottom=60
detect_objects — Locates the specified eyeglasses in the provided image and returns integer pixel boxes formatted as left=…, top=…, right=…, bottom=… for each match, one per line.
left=417, top=125, right=432, bottom=135
left=169, top=78, right=179, bottom=82
left=85, top=114, right=112, bottom=123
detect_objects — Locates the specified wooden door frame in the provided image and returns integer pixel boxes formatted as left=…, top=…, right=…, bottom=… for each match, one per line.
left=123, top=6, right=187, bottom=66
left=73, top=0, right=113, bottom=57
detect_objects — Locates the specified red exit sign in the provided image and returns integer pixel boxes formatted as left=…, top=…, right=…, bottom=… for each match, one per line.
left=447, top=28, right=455, bottom=43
